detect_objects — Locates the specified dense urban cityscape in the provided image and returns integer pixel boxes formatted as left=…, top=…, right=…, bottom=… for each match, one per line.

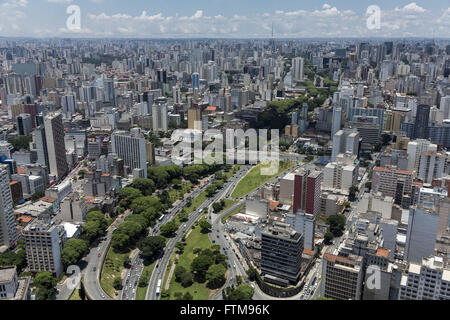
left=0, top=1, right=449, bottom=305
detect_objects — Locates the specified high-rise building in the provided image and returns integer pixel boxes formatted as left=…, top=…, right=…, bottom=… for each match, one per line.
left=406, top=139, right=437, bottom=173
left=321, top=253, right=364, bottom=300
left=152, top=103, right=168, bottom=132
left=286, top=212, right=315, bottom=251
left=187, top=107, right=202, bottom=131
left=323, top=156, right=359, bottom=193
left=417, top=152, right=446, bottom=184
left=399, top=256, right=450, bottom=300
left=331, top=104, right=343, bottom=137
left=102, top=78, right=116, bottom=106
left=192, top=73, right=200, bottom=91
left=440, top=96, right=450, bottom=120
left=44, top=113, right=68, bottom=180
left=331, top=128, right=360, bottom=162
left=372, top=167, right=413, bottom=205
left=111, top=128, right=147, bottom=178
left=293, top=169, right=323, bottom=216
left=261, top=223, right=304, bottom=286
left=405, top=205, right=439, bottom=263
left=16, top=114, right=32, bottom=136
left=414, top=105, right=430, bottom=139
left=291, top=57, right=304, bottom=82
left=61, top=94, right=76, bottom=117
left=23, top=218, right=65, bottom=277
left=0, top=166, right=18, bottom=249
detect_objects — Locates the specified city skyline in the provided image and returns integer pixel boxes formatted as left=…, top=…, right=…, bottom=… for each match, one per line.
left=0, top=1, right=449, bottom=39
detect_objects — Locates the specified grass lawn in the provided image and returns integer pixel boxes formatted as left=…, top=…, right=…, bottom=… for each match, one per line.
left=69, top=289, right=81, bottom=300
left=231, top=161, right=294, bottom=198
left=168, top=182, right=193, bottom=203
left=164, top=224, right=213, bottom=300
left=214, top=199, right=238, bottom=215
left=135, top=261, right=156, bottom=300
left=223, top=165, right=241, bottom=180
left=221, top=203, right=245, bottom=224
left=100, top=247, right=131, bottom=299
left=185, top=189, right=208, bottom=216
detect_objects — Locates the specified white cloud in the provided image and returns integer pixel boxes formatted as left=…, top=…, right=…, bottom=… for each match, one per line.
left=395, top=2, right=426, bottom=13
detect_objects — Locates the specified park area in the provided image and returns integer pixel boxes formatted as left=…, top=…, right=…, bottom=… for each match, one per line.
left=231, top=161, right=294, bottom=198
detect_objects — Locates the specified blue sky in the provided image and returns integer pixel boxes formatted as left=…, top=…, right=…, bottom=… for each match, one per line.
left=0, top=0, right=449, bottom=38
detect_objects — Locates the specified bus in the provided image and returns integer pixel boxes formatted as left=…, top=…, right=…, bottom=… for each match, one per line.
left=158, top=215, right=164, bottom=222
left=156, top=279, right=162, bottom=296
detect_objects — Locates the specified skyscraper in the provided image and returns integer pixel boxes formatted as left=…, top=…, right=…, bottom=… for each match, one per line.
left=405, top=205, right=439, bottom=263
left=152, top=103, right=168, bottom=132
left=188, top=107, right=202, bottom=131
left=16, top=114, right=32, bottom=136
left=414, top=105, right=430, bottom=139
left=44, top=113, right=68, bottom=180
left=103, top=78, right=116, bottom=106
left=331, top=104, right=343, bottom=137
left=0, top=166, right=18, bottom=249
left=293, top=169, right=323, bottom=216
left=111, top=128, right=147, bottom=178
left=192, top=73, right=200, bottom=91
left=291, top=57, right=304, bottom=82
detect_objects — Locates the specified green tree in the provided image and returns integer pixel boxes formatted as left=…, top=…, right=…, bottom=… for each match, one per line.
left=8, top=135, right=32, bottom=151
left=61, top=239, right=89, bottom=266
left=33, top=272, right=56, bottom=300
left=160, top=221, right=179, bottom=238
left=206, top=264, right=227, bottom=289
left=130, top=178, right=156, bottom=196
left=183, top=292, right=193, bottom=300
left=324, top=232, right=334, bottom=245
left=86, top=211, right=108, bottom=230
left=119, top=187, right=143, bottom=207
left=247, top=267, right=258, bottom=281
left=227, top=284, right=254, bottom=300
left=138, top=236, right=166, bottom=262
left=199, top=219, right=212, bottom=234
left=113, top=277, right=122, bottom=290
left=191, top=254, right=214, bottom=282
left=348, top=185, right=359, bottom=202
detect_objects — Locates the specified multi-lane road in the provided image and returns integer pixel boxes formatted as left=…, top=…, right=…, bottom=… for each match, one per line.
left=146, top=165, right=252, bottom=300
left=83, top=211, right=133, bottom=300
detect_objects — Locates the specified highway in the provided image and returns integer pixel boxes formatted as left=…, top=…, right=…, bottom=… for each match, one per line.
left=146, top=165, right=251, bottom=300
left=83, top=210, right=133, bottom=300
left=120, top=174, right=217, bottom=300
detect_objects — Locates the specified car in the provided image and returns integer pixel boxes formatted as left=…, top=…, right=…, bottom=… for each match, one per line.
left=93, top=267, right=97, bottom=272
left=131, top=265, right=135, bottom=270
left=98, top=253, right=101, bottom=258
left=101, top=294, right=105, bottom=299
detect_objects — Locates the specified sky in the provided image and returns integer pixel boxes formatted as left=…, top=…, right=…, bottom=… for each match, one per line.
left=0, top=0, right=449, bottom=39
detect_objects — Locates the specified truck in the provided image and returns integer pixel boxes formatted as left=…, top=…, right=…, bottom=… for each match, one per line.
left=156, top=279, right=162, bottom=296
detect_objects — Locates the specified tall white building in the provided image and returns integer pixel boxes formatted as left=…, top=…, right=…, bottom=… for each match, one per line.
left=417, top=152, right=446, bottom=184
left=406, top=140, right=437, bottom=173
left=331, top=104, right=343, bottom=138
left=111, top=128, right=147, bottom=178
left=152, top=103, right=168, bottom=132
left=399, top=256, right=450, bottom=300
left=332, top=128, right=360, bottom=162
left=440, top=96, right=450, bottom=120
left=286, top=212, right=315, bottom=251
left=0, top=166, right=18, bottom=249
left=291, top=57, right=304, bottom=82
left=323, top=154, right=359, bottom=193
